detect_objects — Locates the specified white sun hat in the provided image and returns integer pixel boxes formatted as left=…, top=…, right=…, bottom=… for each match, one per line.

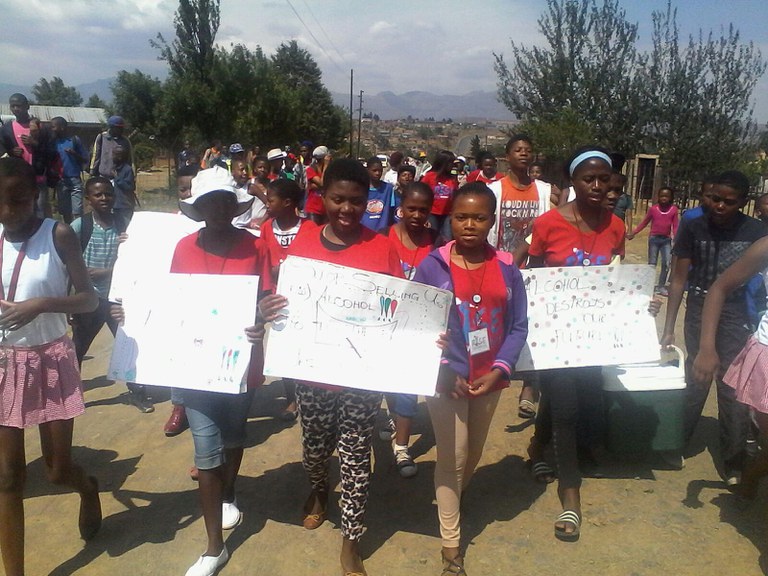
left=179, top=165, right=253, bottom=222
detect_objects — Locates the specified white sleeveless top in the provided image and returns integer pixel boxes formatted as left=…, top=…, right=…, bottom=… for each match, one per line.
left=0, top=219, right=69, bottom=346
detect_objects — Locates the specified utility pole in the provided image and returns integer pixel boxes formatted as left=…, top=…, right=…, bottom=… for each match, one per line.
left=348, top=69, right=354, bottom=157
left=356, top=90, right=364, bottom=159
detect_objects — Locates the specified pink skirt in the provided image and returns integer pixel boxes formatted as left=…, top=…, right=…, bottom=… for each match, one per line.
left=0, top=336, right=85, bottom=429
left=724, top=336, right=768, bottom=415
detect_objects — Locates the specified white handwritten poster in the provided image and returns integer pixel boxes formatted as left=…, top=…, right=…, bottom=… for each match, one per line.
left=516, top=264, right=660, bottom=371
left=263, top=256, right=452, bottom=396
left=109, top=211, right=202, bottom=302
left=109, top=274, right=259, bottom=394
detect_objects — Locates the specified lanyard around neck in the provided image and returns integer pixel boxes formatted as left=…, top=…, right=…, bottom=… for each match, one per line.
left=0, top=233, right=28, bottom=302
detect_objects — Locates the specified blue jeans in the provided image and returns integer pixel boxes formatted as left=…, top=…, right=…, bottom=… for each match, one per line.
left=57, top=176, right=83, bottom=220
left=648, top=235, right=672, bottom=287
left=384, top=393, right=418, bottom=419
left=184, top=389, right=254, bottom=470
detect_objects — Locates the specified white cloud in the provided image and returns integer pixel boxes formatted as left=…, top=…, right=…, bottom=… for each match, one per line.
left=369, top=21, right=394, bottom=34
left=0, top=0, right=765, bottom=121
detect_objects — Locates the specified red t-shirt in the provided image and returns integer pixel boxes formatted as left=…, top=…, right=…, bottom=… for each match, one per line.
left=289, top=225, right=404, bottom=277
left=420, top=171, right=458, bottom=216
left=387, top=226, right=436, bottom=280
left=528, top=209, right=625, bottom=267
left=450, top=255, right=509, bottom=388
left=170, top=228, right=274, bottom=388
left=466, top=169, right=503, bottom=185
left=304, top=166, right=324, bottom=215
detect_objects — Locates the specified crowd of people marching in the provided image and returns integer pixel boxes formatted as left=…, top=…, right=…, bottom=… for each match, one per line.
left=1, top=90, right=768, bottom=576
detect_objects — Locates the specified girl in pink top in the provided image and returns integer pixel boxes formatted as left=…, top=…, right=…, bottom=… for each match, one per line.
left=627, top=187, right=679, bottom=295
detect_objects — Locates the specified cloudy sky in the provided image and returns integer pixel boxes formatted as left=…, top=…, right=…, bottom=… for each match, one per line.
left=1, top=0, right=767, bottom=119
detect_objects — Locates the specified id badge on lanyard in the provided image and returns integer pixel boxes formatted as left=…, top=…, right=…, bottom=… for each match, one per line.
left=469, top=327, right=490, bottom=355
left=464, top=299, right=490, bottom=356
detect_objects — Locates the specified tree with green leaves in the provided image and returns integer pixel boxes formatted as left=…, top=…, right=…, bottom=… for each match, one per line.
left=494, top=0, right=766, bottom=188
left=271, top=40, right=346, bottom=148
left=515, top=107, right=595, bottom=165
left=152, top=0, right=219, bottom=83
left=86, top=94, right=107, bottom=109
left=494, top=0, right=645, bottom=159
left=641, top=3, right=766, bottom=183
left=111, top=70, right=163, bottom=135
left=31, top=77, right=82, bottom=106
left=151, top=1, right=344, bottom=149
left=152, top=0, right=221, bottom=141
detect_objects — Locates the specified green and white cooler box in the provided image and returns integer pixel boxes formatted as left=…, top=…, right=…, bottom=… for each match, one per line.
left=602, top=346, right=686, bottom=453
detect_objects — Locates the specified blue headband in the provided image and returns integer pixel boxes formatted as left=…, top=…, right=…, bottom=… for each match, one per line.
left=569, top=151, right=612, bottom=176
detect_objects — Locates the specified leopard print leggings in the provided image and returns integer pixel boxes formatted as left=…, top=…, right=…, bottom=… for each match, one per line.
left=297, top=384, right=382, bottom=540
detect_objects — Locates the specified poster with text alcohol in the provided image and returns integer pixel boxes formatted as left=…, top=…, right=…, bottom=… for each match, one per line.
left=515, top=264, right=660, bottom=371
left=109, top=274, right=259, bottom=394
left=263, top=256, right=452, bottom=396
left=108, top=211, right=203, bottom=302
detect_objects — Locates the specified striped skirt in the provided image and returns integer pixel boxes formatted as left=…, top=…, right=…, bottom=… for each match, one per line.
left=0, top=336, right=85, bottom=429
left=724, top=335, right=768, bottom=415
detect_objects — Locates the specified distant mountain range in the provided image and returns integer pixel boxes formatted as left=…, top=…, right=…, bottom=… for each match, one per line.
left=1, top=79, right=513, bottom=121
left=331, top=90, right=514, bottom=121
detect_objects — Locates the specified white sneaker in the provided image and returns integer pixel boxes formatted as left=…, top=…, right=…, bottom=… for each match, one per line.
left=222, top=500, right=242, bottom=530
left=185, top=546, right=229, bottom=576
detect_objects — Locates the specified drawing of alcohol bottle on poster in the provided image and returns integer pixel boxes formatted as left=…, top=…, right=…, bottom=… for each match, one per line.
left=109, top=274, right=260, bottom=394
left=263, top=256, right=452, bottom=396
left=515, top=264, right=660, bottom=371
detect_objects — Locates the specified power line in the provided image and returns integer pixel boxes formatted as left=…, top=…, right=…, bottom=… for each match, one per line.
left=285, top=0, right=345, bottom=74
left=300, top=0, right=346, bottom=65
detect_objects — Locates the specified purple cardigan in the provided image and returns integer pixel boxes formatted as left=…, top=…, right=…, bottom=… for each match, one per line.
left=413, top=241, right=528, bottom=380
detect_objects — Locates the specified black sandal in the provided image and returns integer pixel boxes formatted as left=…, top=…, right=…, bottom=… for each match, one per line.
left=441, top=552, right=467, bottom=576
left=527, top=460, right=556, bottom=484
left=554, top=509, right=581, bottom=542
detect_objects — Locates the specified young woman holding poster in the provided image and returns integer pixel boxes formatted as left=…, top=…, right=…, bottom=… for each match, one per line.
left=114, top=166, right=284, bottom=576
left=413, top=182, right=528, bottom=575
left=526, top=147, right=626, bottom=542
left=286, top=158, right=404, bottom=576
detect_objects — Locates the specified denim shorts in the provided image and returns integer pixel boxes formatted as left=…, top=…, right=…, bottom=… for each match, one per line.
left=184, top=388, right=255, bottom=470
left=384, top=393, right=418, bottom=419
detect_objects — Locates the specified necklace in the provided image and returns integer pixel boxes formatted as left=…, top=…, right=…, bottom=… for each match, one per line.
left=396, top=225, right=428, bottom=276
left=571, top=205, right=602, bottom=266
left=322, top=224, right=359, bottom=247
left=455, top=246, right=488, bottom=305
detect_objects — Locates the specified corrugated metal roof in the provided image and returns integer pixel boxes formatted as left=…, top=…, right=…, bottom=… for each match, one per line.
left=0, top=105, right=106, bottom=125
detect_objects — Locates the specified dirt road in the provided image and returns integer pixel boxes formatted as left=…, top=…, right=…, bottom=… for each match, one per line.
left=16, top=236, right=768, bottom=576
